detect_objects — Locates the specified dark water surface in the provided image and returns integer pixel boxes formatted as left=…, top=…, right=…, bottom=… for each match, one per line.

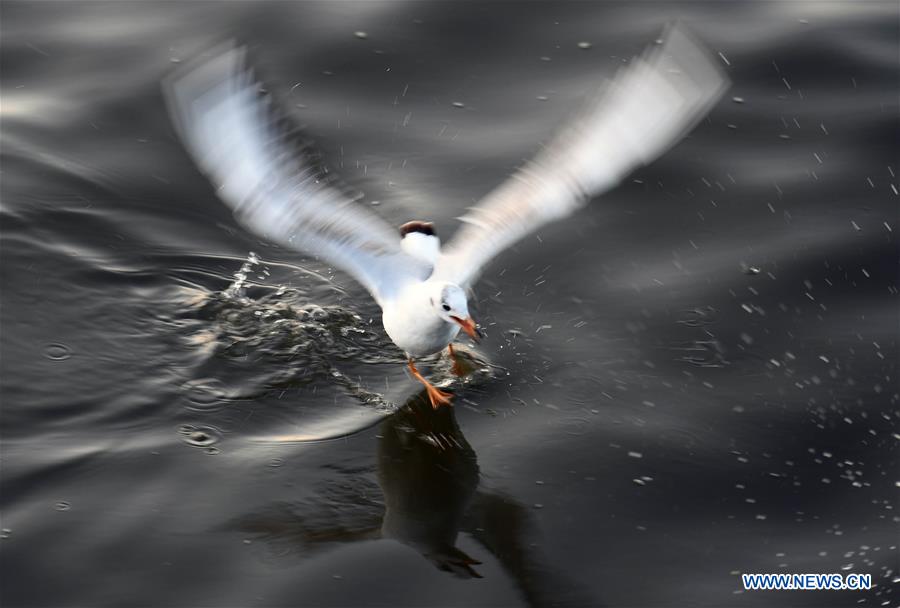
left=1, top=2, right=898, bottom=606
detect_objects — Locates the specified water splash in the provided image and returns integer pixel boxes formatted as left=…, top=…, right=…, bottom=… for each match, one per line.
left=187, top=287, right=401, bottom=368
left=171, top=254, right=407, bottom=426
left=223, top=251, right=261, bottom=300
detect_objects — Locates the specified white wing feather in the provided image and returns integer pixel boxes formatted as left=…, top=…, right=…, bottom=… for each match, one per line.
left=163, top=43, right=429, bottom=306
left=431, top=25, right=729, bottom=288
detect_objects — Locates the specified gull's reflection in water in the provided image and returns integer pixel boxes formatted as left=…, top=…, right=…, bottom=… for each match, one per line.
left=377, top=388, right=482, bottom=577
left=231, top=350, right=593, bottom=604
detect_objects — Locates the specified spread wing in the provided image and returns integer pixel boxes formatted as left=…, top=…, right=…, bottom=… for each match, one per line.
left=430, top=25, right=728, bottom=288
left=163, top=43, right=430, bottom=306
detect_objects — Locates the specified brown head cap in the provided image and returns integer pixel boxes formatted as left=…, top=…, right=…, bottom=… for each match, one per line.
left=399, top=220, right=436, bottom=237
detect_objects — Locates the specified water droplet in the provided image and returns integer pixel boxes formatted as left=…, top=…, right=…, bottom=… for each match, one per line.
left=54, top=501, right=71, bottom=511
left=676, top=307, right=718, bottom=327
left=577, top=41, right=592, bottom=50
left=732, top=96, right=745, bottom=104
left=43, top=343, right=71, bottom=361
left=1, top=528, right=11, bottom=539
left=451, top=101, right=465, bottom=108
left=268, top=458, right=284, bottom=468
left=353, top=31, right=368, bottom=39
left=180, top=425, right=222, bottom=448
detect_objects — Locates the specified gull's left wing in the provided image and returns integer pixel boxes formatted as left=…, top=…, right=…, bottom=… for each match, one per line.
left=163, top=43, right=430, bottom=306
left=430, top=25, right=728, bottom=289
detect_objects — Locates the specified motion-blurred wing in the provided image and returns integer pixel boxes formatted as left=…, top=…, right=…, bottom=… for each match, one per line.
left=163, top=43, right=429, bottom=306
left=431, top=25, right=728, bottom=288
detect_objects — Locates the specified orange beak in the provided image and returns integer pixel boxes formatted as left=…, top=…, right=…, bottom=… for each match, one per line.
left=450, top=316, right=481, bottom=342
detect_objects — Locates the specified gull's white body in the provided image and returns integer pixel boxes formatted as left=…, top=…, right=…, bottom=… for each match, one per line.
left=163, top=25, right=728, bottom=372
left=382, top=281, right=461, bottom=358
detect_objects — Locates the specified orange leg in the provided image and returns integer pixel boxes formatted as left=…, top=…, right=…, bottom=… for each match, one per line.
left=447, top=344, right=465, bottom=377
left=408, top=358, right=452, bottom=409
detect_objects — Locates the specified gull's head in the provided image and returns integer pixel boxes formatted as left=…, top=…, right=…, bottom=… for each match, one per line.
left=429, top=282, right=480, bottom=341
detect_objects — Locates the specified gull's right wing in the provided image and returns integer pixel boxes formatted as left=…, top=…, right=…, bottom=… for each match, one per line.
left=431, top=25, right=729, bottom=289
left=163, top=43, right=430, bottom=306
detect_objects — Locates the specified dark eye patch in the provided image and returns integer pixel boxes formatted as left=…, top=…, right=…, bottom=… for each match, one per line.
left=442, top=304, right=451, bottom=311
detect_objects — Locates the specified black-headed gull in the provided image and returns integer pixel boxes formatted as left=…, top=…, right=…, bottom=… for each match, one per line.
left=163, top=25, right=727, bottom=408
